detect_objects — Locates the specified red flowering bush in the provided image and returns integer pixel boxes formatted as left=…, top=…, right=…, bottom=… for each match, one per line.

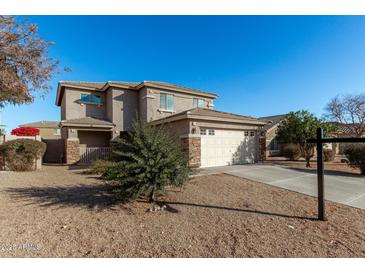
left=11, top=127, right=39, bottom=136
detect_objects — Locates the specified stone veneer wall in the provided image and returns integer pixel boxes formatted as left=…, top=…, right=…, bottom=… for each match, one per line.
left=180, top=136, right=201, bottom=168
left=65, top=138, right=80, bottom=164
left=259, top=136, right=266, bottom=162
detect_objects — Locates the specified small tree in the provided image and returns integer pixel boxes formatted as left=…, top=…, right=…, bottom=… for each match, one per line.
left=276, top=110, right=334, bottom=167
left=0, top=16, right=64, bottom=108
left=102, top=120, right=189, bottom=203
left=325, top=94, right=365, bottom=137
left=11, top=126, right=39, bottom=136
left=0, top=139, right=46, bottom=171
left=344, top=144, right=365, bottom=175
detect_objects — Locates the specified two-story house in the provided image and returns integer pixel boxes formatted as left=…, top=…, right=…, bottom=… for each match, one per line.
left=56, top=81, right=267, bottom=167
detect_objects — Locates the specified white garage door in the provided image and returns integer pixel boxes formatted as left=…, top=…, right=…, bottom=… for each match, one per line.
left=200, top=128, right=256, bottom=167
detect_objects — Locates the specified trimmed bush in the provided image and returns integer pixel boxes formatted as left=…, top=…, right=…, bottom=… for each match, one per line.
left=0, top=139, right=46, bottom=171
left=344, top=144, right=365, bottom=175
left=323, top=149, right=335, bottom=162
left=102, top=120, right=189, bottom=202
left=282, top=144, right=301, bottom=161
left=85, top=159, right=115, bottom=175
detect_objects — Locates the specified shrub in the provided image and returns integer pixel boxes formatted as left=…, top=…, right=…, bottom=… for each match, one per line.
left=86, top=159, right=115, bottom=175
left=0, top=139, right=46, bottom=171
left=323, top=149, right=335, bottom=162
left=11, top=127, right=40, bottom=136
left=282, top=144, right=301, bottom=161
left=102, top=120, right=189, bottom=202
left=344, top=144, right=365, bottom=175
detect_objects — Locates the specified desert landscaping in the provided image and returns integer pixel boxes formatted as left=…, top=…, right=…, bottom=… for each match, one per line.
left=1, top=166, right=364, bottom=258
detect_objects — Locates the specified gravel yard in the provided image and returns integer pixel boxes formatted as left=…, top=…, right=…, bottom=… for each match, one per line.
left=0, top=165, right=365, bottom=258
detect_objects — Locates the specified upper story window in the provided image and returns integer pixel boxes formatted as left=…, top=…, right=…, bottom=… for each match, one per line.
left=160, top=93, right=174, bottom=111
left=193, top=98, right=205, bottom=108
left=80, top=93, right=102, bottom=105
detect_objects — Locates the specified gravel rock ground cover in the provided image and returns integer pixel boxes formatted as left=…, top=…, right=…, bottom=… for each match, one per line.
left=0, top=165, right=364, bottom=258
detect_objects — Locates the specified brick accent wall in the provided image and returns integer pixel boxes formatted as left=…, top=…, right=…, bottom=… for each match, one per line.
left=65, top=138, right=80, bottom=164
left=181, top=136, right=201, bottom=168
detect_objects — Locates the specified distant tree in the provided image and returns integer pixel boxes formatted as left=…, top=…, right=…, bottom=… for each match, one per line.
left=276, top=110, right=334, bottom=167
left=0, top=16, right=64, bottom=108
left=325, top=94, right=365, bottom=137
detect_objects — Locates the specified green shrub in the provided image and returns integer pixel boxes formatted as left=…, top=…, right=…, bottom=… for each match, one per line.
left=323, top=149, right=335, bottom=162
left=0, top=139, right=46, bottom=171
left=282, top=144, right=301, bottom=161
left=344, top=144, right=365, bottom=175
left=85, top=159, right=115, bottom=175
left=102, top=120, right=189, bottom=202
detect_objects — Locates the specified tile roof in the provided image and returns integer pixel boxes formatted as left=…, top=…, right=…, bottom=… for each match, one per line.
left=259, top=114, right=287, bottom=131
left=56, top=80, right=218, bottom=106
left=60, top=117, right=114, bottom=127
left=20, top=121, right=60, bottom=128
left=152, top=108, right=267, bottom=125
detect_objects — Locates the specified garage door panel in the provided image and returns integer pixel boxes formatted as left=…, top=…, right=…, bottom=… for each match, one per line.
left=201, top=129, right=256, bottom=167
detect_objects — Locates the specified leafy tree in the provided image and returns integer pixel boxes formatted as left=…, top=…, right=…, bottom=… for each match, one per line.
left=102, top=120, right=189, bottom=203
left=0, top=139, right=46, bottom=171
left=325, top=93, right=365, bottom=136
left=344, top=144, right=365, bottom=175
left=276, top=110, right=334, bottom=167
left=11, top=126, right=39, bottom=136
left=0, top=16, right=63, bottom=108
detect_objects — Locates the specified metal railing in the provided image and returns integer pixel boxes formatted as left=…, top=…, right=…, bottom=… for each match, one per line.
left=79, top=147, right=111, bottom=164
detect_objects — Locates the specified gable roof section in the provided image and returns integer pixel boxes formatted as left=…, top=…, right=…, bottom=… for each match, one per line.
left=20, top=121, right=60, bottom=128
left=151, top=108, right=268, bottom=126
left=56, top=81, right=218, bottom=106
left=259, top=114, right=287, bottom=131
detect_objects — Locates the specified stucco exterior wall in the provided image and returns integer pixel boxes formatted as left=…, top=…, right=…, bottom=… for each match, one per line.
left=38, top=128, right=61, bottom=139
left=110, top=88, right=139, bottom=135
left=63, top=88, right=107, bottom=120
left=78, top=130, right=111, bottom=147
left=141, top=87, right=214, bottom=122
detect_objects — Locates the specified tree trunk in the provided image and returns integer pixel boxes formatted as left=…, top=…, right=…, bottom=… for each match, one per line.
left=149, top=187, right=156, bottom=203
left=305, top=156, right=311, bottom=167
left=361, top=167, right=365, bottom=176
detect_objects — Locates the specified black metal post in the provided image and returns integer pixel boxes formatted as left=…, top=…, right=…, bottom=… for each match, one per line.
left=316, top=127, right=325, bottom=221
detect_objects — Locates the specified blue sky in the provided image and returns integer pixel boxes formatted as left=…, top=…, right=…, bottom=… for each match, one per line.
left=2, top=16, right=365, bottom=131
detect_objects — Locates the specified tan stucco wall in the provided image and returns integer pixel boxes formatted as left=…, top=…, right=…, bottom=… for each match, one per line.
left=140, top=87, right=214, bottom=123
left=78, top=130, right=111, bottom=147
left=110, top=88, right=139, bottom=135
left=63, top=88, right=107, bottom=120
left=38, top=128, right=61, bottom=139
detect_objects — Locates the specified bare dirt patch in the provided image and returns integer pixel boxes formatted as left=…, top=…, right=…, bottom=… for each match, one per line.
left=0, top=165, right=365, bottom=257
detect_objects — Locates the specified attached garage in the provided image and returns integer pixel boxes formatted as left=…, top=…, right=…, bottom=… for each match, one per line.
left=151, top=108, right=269, bottom=168
left=200, top=128, right=256, bottom=167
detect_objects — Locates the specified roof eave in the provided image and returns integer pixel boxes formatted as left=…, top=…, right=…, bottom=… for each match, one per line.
left=142, top=82, right=219, bottom=99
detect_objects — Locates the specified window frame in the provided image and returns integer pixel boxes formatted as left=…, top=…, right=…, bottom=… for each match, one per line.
left=193, top=98, right=205, bottom=108
left=80, top=93, right=102, bottom=105
left=200, top=128, right=207, bottom=135
left=160, top=93, right=174, bottom=111
left=250, top=131, right=255, bottom=137
left=208, top=129, right=215, bottom=136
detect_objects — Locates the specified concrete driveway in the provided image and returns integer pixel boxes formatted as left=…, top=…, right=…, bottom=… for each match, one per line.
left=200, top=164, right=365, bottom=210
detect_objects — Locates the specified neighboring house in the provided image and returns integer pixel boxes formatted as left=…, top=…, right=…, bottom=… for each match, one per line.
left=259, top=114, right=287, bottom=159
left=325, top=122, right=365, bottom=155
left=56, top=81, right=268, bottom=167
left=19, top=121, right=61, bottom=139
left=19, top=121, right=63, bottom=163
